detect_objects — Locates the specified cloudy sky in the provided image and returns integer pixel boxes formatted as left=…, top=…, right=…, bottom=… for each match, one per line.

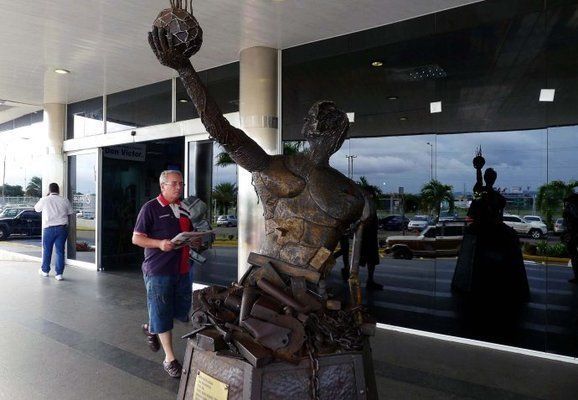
left=0, top=122, right=44, bottom=189
left=211, top=125, right=578, bottom=195
left=3, top=123, right=577, bottom=198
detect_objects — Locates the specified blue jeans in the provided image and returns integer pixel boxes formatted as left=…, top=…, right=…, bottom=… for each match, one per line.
left=144, top=273, right=192, bottom=334
left=41, top=225, right=68, bottom=275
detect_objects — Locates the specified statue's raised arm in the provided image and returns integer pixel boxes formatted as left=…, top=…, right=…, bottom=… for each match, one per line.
left=148, top=7, right=270, bottom=172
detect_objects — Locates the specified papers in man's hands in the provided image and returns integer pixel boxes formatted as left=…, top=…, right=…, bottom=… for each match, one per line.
left=171, top=231, right=212, bottom=249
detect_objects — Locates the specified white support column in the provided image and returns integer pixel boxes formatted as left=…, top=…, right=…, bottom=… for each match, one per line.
left=237, top=46, right=279, bottom=279
left=42, top=103, right=66, bottom=194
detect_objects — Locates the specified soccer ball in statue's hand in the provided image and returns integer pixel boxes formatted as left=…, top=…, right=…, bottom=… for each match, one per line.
left=153, top=7, right=203, bottom=57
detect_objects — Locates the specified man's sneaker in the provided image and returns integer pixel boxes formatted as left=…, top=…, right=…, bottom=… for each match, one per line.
left=141, top=324, right=160, bottom=352
left=38, top=269, right=49, bottom=277
left=55, top=275, right=63, bottom=281
left=163, top=359, right=182, bottom=379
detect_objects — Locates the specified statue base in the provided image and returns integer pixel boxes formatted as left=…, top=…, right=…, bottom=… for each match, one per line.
left=177, top=338, right=378, bottom=400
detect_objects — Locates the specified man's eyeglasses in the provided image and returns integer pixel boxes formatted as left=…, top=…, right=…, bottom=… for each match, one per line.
left=163, top=181, right=184, bottom=188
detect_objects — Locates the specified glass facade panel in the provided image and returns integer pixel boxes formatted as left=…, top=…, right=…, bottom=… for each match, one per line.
left=0, top=116, right=44, bottom=258
left=106, top=80, right=172, bottom=133
left=282, top=0, right=578, bottom=356
left=176, top=62, right=240, bottom=122
left=188, top=140, right=238, bottom=286
left=67, top=97, right=104, bottom=139
left=67, top=153, right=97, bottom=264
left=545, top=126, right=578, bottom=357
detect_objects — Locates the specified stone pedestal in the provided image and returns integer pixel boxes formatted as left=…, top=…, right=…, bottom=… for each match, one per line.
left=178, top=339, right=378, bottom=400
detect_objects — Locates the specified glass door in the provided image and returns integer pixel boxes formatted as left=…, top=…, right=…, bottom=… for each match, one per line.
left=67, top=151, right=98, bottom=267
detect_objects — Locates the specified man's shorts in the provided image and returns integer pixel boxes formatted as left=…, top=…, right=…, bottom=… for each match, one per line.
left=144, top=273, right=192, bottom=334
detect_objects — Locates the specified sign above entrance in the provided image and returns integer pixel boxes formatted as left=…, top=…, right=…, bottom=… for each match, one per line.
left=103, top=144, right=146, bottom=162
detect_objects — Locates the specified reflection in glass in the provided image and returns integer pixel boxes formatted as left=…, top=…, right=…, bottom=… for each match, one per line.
left=188, top=141, right=238, bottom=286
left=545, top=126, right=578, bottom=356
left=67, top=154, right=96, bottom=264
left=67, top=97, right=104, bottom=139
left=106, top=81, right=171, bottom=133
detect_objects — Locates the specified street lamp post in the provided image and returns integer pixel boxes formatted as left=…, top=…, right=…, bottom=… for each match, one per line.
left=345, top=154, right=357, bottom=179
left=426, top=142, right=433, bottom=181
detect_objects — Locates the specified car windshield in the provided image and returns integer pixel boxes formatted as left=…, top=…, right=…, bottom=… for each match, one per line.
left=412, top=216, right=428, bottom=221
left=0, top=209, right=19, bottom=218
left=525, top=217, right=540, bottom=222
left=556, top=219, right=564, bottom=223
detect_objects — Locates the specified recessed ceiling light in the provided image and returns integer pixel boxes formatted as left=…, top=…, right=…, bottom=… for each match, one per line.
left=371, top=61, right=383, bottom=67
left=539, top=89, right=555, bottom=102
left=430, top=101, right=442, bottom=114
left=346, top=112, right=355, bottom=123
left=54, top=68, right=70, bottom=74
left=399, top=116, right=408, bottom=121
left=387, top=96, right=398, bottom=101
left=179, top=98, right=189, bottom=103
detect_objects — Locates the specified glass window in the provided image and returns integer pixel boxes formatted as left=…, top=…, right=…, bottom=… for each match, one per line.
left=106, top=80, right=172, bottom=133
left=176, top=62, right=240, bottom=122
left=67, top=97, right=104, bottom=139
left=187, top=140, right=238, bottom=286
left=67, top=153, right=97, bottom=264
left=278, top=0, right=578, bottom=357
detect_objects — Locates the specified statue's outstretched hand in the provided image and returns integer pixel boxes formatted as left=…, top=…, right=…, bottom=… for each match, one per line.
left=148, top=26, right=193, bottom=70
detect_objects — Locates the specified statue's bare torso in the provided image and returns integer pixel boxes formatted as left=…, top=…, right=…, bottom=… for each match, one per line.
left=254, top=155, right=364, bottom=272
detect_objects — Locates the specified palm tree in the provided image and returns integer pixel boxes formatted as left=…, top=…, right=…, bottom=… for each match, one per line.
left=357, top=176, right=383, bottom=196
left=536, top=180, right=578, bottom=228
left=420, top=179, right=454, bottom=218
left=215, top=152, right=234, bottom=167
left=215, top=141, right=304, bottom=167
left=212, top=182, right=237, bottom=215
left=25, top=176, right=42, bottom=197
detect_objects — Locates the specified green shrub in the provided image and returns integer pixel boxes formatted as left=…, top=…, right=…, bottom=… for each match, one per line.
left=535, top=241, right=569, bottom=258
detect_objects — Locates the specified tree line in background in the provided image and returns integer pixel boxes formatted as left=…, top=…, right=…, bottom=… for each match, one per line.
left=0, top=176, right=42, bottom=198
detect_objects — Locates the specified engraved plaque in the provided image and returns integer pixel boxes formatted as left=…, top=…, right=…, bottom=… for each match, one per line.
left=193, top=370, right=229, bottom=400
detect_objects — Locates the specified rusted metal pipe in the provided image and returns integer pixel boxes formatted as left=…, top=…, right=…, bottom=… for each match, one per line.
left=257, top=278, right=307, bottom=313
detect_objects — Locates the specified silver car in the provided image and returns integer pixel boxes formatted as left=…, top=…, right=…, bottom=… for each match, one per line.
left=407, top=215, right=433, bottom=231
left=503, top=214, right=548, bottom=239
left=554, top=218, right=565, bottom=234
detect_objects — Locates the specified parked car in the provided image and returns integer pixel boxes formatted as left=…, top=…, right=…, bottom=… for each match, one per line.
left=523, top=215, right=545, bottom=224
left=502, top=214, right=548, bottom=239
left=384, top=223, right=466, bottom=259
left=438, top=211, right=458, bottom=223
left=378, top=215, right=409, bottom=231
left=216, top=215, right=238, bottom=227
left=0, top=208, right=41, bottom=240
left=554, top=218, right=566, bottom=235
left=407, top=215, right=434, bottom=231
left=76, top=210, right=95, bottom=219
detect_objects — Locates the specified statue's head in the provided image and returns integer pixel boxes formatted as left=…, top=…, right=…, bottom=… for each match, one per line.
left=302, top=101, right=349, bottom=164
left=484, top=168, right=497, bottom=187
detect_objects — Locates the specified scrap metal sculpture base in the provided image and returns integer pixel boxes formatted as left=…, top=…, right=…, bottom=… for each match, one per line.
left=178, top=338, right=377, bottom=400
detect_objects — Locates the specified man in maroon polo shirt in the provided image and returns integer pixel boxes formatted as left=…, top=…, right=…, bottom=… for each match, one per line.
left=132, top=170, right=200, bottom=378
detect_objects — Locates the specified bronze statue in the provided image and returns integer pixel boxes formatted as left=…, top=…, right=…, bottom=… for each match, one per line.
left=148, top=16, right=368, bottom=286
left=148, top=3, right=377, bottom=399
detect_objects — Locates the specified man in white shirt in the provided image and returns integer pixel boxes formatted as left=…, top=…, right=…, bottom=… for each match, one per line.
left=34, top=183, right=74, bottom=281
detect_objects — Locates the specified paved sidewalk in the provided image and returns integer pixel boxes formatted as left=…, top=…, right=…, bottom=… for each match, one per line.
left=0, top=258, right=577, bottom=399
